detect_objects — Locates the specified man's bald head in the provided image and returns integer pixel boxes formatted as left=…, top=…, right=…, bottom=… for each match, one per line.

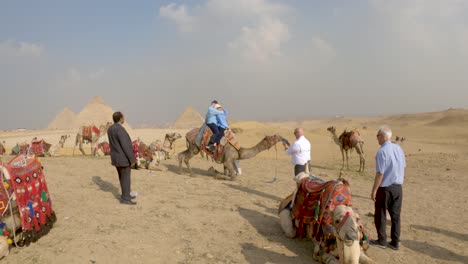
left=294, top=128, right=304, bottom=139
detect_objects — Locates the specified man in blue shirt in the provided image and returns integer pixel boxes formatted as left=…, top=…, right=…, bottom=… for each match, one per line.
left=215, top=104, right=229, bottom=144
left=369, top=126, right=406, bottom=250
left=205, top=100, right=224, bottom=152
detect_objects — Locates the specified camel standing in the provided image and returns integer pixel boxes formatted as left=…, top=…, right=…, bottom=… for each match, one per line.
left=327, top=126, right=365, bottom=172
left=178, top=133, right=282, bottom=179
left=73, top=122, right=112, bottom=156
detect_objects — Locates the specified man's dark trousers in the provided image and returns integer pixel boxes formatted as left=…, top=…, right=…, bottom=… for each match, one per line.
left=374, top=184, right=402, bottom=244
left=117, top=166, right=132, bottom=201
left=294, top=164, right=306, bottom=176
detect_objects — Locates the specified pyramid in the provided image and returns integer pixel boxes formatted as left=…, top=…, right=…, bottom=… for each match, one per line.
left=47, top=107, right=78, bottom=130
left=76, top=96, right=132, bottom=131
left=174, top=106, right=204, bottom=128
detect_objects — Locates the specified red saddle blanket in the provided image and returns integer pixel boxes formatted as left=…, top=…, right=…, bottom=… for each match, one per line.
left=30, top=140, right=52, bottom=156
left=98, top=142, right=110, bottom=155
left=2, top=154, right=55, bottom=232
left=132, top=140, right=153, bottom=162
left=292, top=178, right=352, bottom=240
left=82, top=126, right=100, bottom=140
left=186, top=126, right=240, bottom=161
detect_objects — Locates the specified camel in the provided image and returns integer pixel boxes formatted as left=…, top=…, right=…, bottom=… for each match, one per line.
left=279, top=173, right=374, bottom=264
left=327, top=126, right=365, bottom=172
left=393, top=136, right=406, bottom=145
left=178, top=130, right=282, bottom=179
left=0, top=141, right=5, bottom=155
left=73, top=122, right=112, bottom=156
left=50, top=135, right=70, bottom=156
left=149, top=132, right=182, bottom=163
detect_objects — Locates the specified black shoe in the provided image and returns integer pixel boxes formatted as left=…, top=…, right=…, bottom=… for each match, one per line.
left=387, top=242, right=400, bottom=251
left=120, top=199, right=137, bottom=205
left=369, top=240, right=386, bottom=249
left=206, top=145, right=216, bottom=152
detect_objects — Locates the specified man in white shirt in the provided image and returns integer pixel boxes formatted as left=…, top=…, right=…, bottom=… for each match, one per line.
left=283, top=128, right=311, bottom=176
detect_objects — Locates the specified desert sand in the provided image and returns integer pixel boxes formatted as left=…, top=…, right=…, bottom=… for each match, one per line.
left=1, top=109, right=468, bottom=264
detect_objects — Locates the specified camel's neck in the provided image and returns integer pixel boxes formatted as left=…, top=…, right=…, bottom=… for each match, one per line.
left=238, top=139, right=275, bottom=160
left=329, top=131, right=340, bottom=146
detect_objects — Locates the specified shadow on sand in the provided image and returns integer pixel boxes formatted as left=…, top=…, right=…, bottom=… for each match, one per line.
left=410, top=224, right=468, bottom=242
left=165, top=164, right=217, bottom=178
left=91, top=176, right=120, bottom=200
left=224, top=183, right=283, bottom=202
left=238, top=207, right=313, bottom=264
left=401, top=240, right=468, bottom=263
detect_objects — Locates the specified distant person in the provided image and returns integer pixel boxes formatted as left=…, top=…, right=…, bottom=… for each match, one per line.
left=108, top=111, right=137, bottom=205
left=282, top=128, right=311, bottom=176
left=369, top=126, right=405, bottom=250
left=215, top=104, right=229, bottom=144
left=205, top=100, right=224, bottom=152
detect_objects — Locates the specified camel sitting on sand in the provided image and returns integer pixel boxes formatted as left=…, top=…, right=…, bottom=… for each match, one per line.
left=73, top=122, right=112, bottom=156
left=149, top=132, right=182, bottom=164
left=279, top=173, right=374, bottom=264
left=327, top=126, right=365, bottom=172
left=178, top=127, right=282, bottom=180
left=48, top=135, right=70, bottom=156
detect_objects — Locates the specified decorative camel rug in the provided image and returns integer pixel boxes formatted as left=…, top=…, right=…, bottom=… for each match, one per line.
left=291, top=178, right=352, bottom=240
left=82, top=126, right=100, bottom=142
left=6, top=155, right=55, bottom=232
left=11, top=143, right=30, bottom=155
left=98, top=142, right=110, bottom=155
left=30, top=139, right=52, bottom=157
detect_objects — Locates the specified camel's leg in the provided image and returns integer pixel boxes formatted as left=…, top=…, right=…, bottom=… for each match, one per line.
left=178, top=144, right=199, bottom=176
left=355, top=145, right=365, bottom=172
left=73, top=134, right=79, bottom=156
left=78, top=140, right=86, bottom=156
left=345, top=150, right=350, bottom=170
left=234, top=160, right=242, bottom=176
left=340, top=148, right=345, bottom=170
left=224, top=161, right=236, bottom=180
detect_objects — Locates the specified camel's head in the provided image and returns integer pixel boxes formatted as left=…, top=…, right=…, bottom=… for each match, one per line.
left=166, top=132, right=182, bottom=142
left=264, top=134, right=282, bottom=148
left=327, top=126, right=336, bottom=134
left=100, top=122, right=113, bottom=133
left=331, top=205, right=362, bottom=263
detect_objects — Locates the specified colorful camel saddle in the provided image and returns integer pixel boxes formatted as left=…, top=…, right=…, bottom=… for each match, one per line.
left=132, top=140, right=153, bottom=162
left=291, top=178, right=352, bottom=240
left=97, top=142, right=111, bottom=155
left=30, top=139, right=52, bottom=157
left=82, top=125, right=100, bottom=142
left=0, top=154, right=56, bottom=246
left=186, top=125, right=240, bottom=161
left=11, top=143, right=30, bottom=155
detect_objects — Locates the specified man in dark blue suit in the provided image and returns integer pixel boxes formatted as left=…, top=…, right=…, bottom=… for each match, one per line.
left=108, top=111, right=137, bottom=205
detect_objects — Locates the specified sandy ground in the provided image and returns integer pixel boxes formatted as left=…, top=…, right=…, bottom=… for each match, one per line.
left=0, top=113, right=467, bottom=264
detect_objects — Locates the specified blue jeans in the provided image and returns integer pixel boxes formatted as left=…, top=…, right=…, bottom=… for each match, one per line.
left=206, top=123, right=219, bottom=145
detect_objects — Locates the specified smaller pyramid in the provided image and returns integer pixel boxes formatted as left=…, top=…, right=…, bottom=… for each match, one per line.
left=174, top=106, right=204, bottom=128
left=47, top=107, right=78, bottom=130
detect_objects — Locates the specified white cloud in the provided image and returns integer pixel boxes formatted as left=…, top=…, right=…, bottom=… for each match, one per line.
left=229, top=17, right=289, bottom=62
left=0, top=39, right=44, bottom=57
left=159, top=0, right=291, bottom=61
left=370, top=0, right=468, bottom=55
left=159, top=3, right=197, bottom=33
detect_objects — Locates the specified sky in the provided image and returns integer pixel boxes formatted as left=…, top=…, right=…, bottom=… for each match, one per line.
left=1, top=0, right=468, bottom=129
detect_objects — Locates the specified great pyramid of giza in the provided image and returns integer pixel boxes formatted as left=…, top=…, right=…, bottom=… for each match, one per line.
left=47, top=96, right=132, bottom=134
left=174, top=106, right=204, bottom=128
left=47, top=107, right=78, bottom=130
left=76, top=96, right=132, bottom=131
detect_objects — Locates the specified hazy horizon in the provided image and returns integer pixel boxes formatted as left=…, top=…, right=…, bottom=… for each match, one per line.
left=2, top=1, right=468, bottom=130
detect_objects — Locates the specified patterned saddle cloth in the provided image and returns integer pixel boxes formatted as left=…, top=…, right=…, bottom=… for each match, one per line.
left=98, top=142, right=110, bottom=155
left=30, top=139, right=52, bottom=157
left=292, top=178, right=352, bottom=240
left=82, top=126, right=100, bottom=142
left=186, top=125, right=240, bottom=161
